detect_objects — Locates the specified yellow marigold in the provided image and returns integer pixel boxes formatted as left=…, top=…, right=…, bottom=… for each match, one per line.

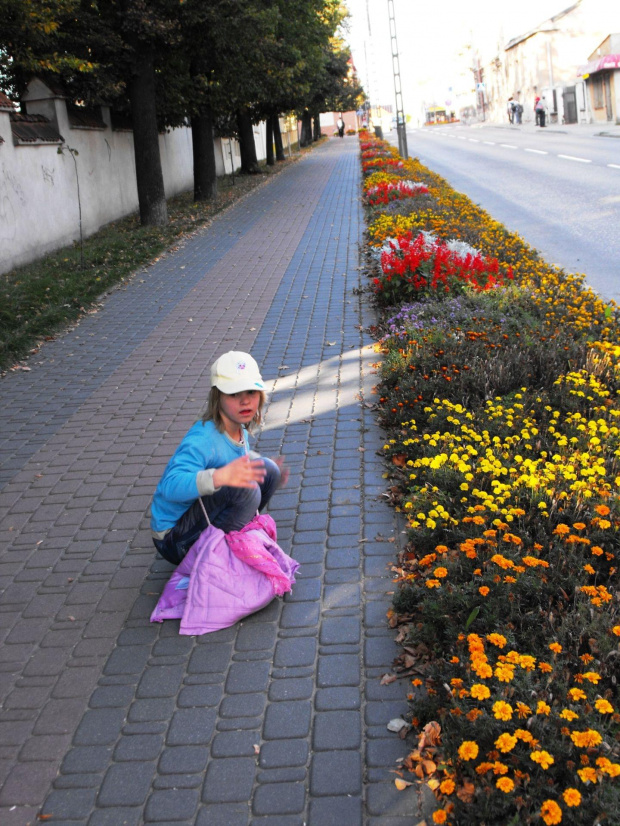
left=496, top=776, right=515, bottom=793
left=478, top=586, right=490, bottom=596
left=486, top=633, right=507, bottom=648
left=560, top=709, right=579, bottom=721
left=563, top=788, right=582, bottom=807
left=541, top=799, right=562, bottom=825
left=515, top=728, right=534, bottom=743
left=612, top=625, right=620, bottom=636
left=432, top=810, right=448, bottom=825
left=572, top=522, right=586, bottom=531
left=591, top=546, right=604, bottom=556
left=595, top=504, right=610, bottom=516
left=596, top=757, right=620, bottom=777
left=495, top=733, right=517, bottom=753
left=568, top=688, right=587, bottom=702
left=539, top=662, right=553, bottom=673
left=493, top=701, right=513, bottom=721
left=519, top=655, right=536, bottom=671
left=578, top=767, right=597, bottom=784
left=439, top=778, right=455, bottom=795
left=531, top=750, right=555, bottom=770
left=516, top=702, right=532, bottom=718
left=553, top=523, right=570, bottom=536
left=548, top=642, right=563, bottom=654
left=491, top=554, right=514, bottom=569
left=570, top=729, right=603, bottom=748
left=470, top=683, right=491, bottom=700
left=492, top=761, right=509, bottom=775
left=472, top=660, right=493, bottom=679
left=495, top=663, right=515, bottom=683
left=435, top=545, right=449, bottom=553
left=582, top=671, right=601, bottom=684
left=434, top=567, right=448, bottom=578
left=458, top=740, right=479, bottom=761
left=475, top=761, right=494, bottom=775
left=537, top=700, right=551, bottom=716
left=426, top=579, right=442, bottom=589
left=594, top=698, right=614, bottom=714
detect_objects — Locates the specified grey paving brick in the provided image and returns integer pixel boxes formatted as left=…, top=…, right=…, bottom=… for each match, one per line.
left=74, top=709, right=126, bottom=746
left=211, top=731, right=260, bottom=758
left=166, top=708, right=216, bottom=746
left=177, top=684, right=222, bottom=708
left=60, top=746, right=114, bottom=774
left=144, top=788, right=199, bottom=822
left=315, top=687, right=361, bottom=711
left=316, top=654, right=360, bottom=687
left=128, top=699, right=176, bottom=722
left=308, top=796, right=363, bottom=826
left=114, top=734, right=163, bottom=762
left=252, top=782, right=305, bottom=816
left=40, top=788, right=97, bottom=819
left=310, top=751, right=362, bottom=796
left=158, top=746, right=209, bottom=775
left=313, top=710, right=361, bottom=751
left=88, top=807, right=142, bottom=826
left=97, top=762, right=155, bottom=807
left=136, top=665, right=185, bottom=698
left=274, top=637, right=316, bottom=668
left=320, top=616, right=360, bottom=645
left=258, top=740, right=308, bottom=770
left=225, top=661, right=270, bottom=694
left=202, top=757, right=256, bottom=803
left=268, top=677, right=313, bottom=702
left=263, top=701, right=311, bottom=739
left=219, top=693, right=266, bottom=718
left=195, top=802, right=249, bottom=826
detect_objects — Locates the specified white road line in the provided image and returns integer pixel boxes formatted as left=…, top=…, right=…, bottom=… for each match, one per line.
left=500, top=144, right=518, bottom=149
left=468, top=138, right=480, bottom=143
left=558, top=154, right=591, bottom=163
left=607, top=163, right=620, bottom=169
left=525, top=148, right=548, bottom=154
left=457, top=136, right=467, bottom=140
left=483, top=140, right=495, bottom=145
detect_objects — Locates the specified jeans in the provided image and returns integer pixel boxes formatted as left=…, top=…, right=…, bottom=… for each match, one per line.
left=153, top=457, right=281, bottom=565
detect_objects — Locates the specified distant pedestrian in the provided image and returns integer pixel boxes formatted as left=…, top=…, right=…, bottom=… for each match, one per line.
left=507, top=97, right=515, bottom=124
left=150, top=351, right=288, bottom=565
left=337, top=116, right=345, bottom=138
left=535, top=96, right=547, bottom=127
left=514, top=102, right=523, bottom=124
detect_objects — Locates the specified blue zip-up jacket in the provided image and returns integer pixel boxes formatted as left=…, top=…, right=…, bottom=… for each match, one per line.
left=150, top=420, right=250, bottom=533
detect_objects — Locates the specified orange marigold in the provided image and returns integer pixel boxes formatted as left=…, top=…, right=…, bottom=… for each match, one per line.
left=541, top=799, right=562, bottom=825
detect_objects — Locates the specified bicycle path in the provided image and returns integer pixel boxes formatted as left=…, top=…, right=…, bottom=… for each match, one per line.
left=0, top=137, right=425, bottom=825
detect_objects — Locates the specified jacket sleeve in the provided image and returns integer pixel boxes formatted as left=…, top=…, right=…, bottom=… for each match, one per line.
left=157, top=437, right=213, bottom=503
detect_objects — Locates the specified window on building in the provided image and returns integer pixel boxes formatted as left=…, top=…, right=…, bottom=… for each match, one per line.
left=592, top=75, right=604, bottom=109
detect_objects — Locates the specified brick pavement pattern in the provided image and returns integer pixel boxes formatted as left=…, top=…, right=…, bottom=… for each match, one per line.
left=0, top=138, right=427, bottom=825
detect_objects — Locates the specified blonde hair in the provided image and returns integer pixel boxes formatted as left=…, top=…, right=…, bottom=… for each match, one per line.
left=201, top=387, right=265, bottom=433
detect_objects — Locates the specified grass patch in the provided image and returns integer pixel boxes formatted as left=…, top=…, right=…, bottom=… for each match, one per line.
left=0, top=150, right=306, bottom=374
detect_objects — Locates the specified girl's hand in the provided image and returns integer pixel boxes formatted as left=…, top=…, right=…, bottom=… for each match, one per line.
left=274, top=456, right=290, bottom=488
left=213, top=456, right=266, bottom=489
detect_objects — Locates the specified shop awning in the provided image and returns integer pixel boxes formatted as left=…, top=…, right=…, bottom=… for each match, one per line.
left=578, top=53, right=620, bottom=77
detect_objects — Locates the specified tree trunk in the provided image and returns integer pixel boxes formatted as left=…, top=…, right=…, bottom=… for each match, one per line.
left=191, top=105, right=217, bottom=202
left=266, top=115, right=274, bottom=166
left=237, top=108, right=260, bottom=174
left=127, top=47, right=167, bottom=226
left=312, top=113, right=321, bottom=142
left=273, top=115, right=285, bottom=161
left=300, top=110, right=312, bottom=147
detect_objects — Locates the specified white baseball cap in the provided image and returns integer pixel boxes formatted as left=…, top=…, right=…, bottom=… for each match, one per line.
left=210, top=351, right=265, bottom=394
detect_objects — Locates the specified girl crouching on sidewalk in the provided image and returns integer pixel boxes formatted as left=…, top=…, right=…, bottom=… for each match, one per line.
left=150, top=351, right=287, bottom=565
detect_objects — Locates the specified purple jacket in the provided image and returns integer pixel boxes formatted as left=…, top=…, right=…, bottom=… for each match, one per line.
left=150, top=514, right=299, bottom=635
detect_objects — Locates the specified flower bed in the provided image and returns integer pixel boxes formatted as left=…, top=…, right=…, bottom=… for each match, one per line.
left=360, top=132, right=620, bottom=825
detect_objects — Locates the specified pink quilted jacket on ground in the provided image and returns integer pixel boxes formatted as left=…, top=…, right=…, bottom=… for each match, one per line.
left=150, top=514, right=299, bottom=635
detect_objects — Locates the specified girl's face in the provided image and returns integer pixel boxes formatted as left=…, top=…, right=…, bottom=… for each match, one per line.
left=219, top=389, right=261, bottom=434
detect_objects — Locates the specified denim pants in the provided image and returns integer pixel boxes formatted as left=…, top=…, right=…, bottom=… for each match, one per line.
left=153, top=458, right=281, bottom=565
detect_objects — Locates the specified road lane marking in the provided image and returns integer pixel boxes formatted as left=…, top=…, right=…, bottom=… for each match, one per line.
left=468, top=138, right=480, bottom=142
left=483, top=140, right=495, bottom=145
left=457, top=136, right=467, bottom=140
left=558, top=154, right=591, bottom=163
left=525, top=148, right=548, bottom=154
left=500, top=144, right=518, bottom=149
left=608, top=163, right=620, bottom=169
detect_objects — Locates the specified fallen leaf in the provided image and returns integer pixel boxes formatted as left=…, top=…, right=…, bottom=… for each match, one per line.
left=380, top=673, right=397, bottom=685
left=392, top=454, right=407, bottom=467
left=394, top=778, right=413, bottom=791
left=427, top=778, right=440, bottom=791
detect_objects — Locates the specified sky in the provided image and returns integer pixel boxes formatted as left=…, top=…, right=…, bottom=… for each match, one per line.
left=342, top=0, right=565, bottom=117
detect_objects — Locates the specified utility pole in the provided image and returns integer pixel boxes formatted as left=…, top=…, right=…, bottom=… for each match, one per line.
left=387, top=0, right=408, bottom=158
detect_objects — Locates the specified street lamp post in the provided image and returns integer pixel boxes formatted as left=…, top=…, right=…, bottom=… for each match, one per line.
left=387, top=0, right=408, bottom=159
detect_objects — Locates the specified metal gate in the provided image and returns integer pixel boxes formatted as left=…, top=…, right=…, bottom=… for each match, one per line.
left=563, top=86, right=577, bottom=123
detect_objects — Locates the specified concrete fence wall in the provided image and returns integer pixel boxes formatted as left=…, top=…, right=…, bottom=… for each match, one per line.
left=0, top=90, right=280, bottom=275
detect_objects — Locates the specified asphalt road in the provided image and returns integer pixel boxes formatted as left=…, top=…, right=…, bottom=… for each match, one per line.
left=390, top=123, right=620, bottom=303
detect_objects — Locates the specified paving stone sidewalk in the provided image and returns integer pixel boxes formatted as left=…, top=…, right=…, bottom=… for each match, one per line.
left=0, top=137, right=427, bottom=825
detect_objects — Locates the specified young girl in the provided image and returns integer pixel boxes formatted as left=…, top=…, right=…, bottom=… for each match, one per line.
left=150, top=351, right=286, bottom=565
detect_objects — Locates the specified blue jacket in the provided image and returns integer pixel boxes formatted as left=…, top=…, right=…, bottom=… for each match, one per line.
left=150, top=420, right=250, bottom=532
